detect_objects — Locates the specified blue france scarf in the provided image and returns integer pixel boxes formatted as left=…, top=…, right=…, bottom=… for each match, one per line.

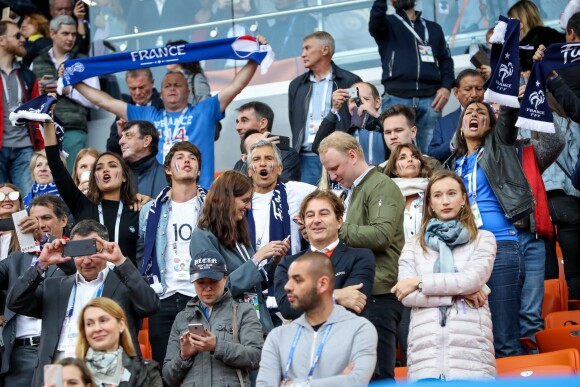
left=23, top=182, right=60, bottom=210
left=247, top=181, right=291, bottom=250
left=484, top=16, right=521, bottom=108
left=59, top=36, right=274, bottom=88
left=9, top=95, right=66, bottom=156
left=516, top=42, right=580, bottom=133
left=141, top=185, right=207, bottom=286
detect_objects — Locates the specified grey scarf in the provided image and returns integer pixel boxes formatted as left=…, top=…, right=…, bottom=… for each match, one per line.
left=85, top=347, right=124, bottom=385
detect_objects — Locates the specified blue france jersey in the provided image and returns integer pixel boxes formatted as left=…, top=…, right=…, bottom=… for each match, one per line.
left=456, top=152, right=517, bottom=241
left=127, top=95, right=224, bottom=190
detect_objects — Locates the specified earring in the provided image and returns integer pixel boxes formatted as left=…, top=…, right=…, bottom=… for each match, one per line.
left=460, top=130, right=465, bottom=139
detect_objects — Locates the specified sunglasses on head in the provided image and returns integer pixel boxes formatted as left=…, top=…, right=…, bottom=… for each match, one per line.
left=0, top=191, right=20, bottom=202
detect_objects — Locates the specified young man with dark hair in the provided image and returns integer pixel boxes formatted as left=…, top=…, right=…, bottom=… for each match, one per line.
left=139, top=140, right=207, bottom=367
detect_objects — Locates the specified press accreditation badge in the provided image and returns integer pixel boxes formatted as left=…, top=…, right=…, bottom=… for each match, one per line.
left=58, top=319, right=79, bottom=357
left=418, top=45, right=435, bottom=62
left=244, top=292, right=260, bottom=318
left=307, top=120, right=322, bottom=144
left=173, top=255, right=191, bottom=280
left=471, top=202, right=484, bottom=228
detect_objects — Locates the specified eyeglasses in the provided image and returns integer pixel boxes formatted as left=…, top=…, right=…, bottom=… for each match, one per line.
left=0, top=191, right=20, bottom=202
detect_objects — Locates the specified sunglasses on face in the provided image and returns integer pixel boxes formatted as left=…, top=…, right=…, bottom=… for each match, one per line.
left=0, top=191, right=20, bottom=202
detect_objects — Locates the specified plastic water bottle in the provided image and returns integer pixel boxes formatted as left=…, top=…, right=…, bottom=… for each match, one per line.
left=469, top=36, right=479, bottom=56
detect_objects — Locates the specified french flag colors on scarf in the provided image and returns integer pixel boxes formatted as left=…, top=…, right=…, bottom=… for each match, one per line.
left=483, top=16, right=521, bottom=108
left=58, top=36, right=274, bottom=89
left=9, top=94, right=67, bottom=157
left=516, top=42, right=580, bottom=133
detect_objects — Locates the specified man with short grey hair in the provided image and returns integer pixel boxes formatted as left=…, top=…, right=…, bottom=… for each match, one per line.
left=32, top=15, right=100, bottom=170
left=49, top=0, right=90, bottom=54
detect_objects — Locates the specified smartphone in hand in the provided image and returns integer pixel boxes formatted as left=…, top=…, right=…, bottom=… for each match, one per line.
left=188, top=323, right=206, bottom=337
left=44, top=364, right=63, bottom=387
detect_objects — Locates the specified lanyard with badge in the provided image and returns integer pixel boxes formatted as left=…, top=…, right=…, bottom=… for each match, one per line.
left=456, top=149, right=484, bottom=228
left=306, top=76, right=332, bottom=144
left=162, top=107, right=188, bottom=159
left=58, top=282, right=105, bottom=357
left=235, top=242, right=261, bottom=319
left=98, top=201, right=123, bottom=243
left=394, top=14, right=435, bottom=63
left=168, top=200, right=192, bottom=280
left=282, top=324, right=333, bottom=385
left=1, top=72, right=22, bottom=111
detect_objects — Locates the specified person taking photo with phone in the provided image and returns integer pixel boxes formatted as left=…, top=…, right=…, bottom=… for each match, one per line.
left=163, top=249, right=263, bottom=387
left=7, top=219, right=160, bottom=387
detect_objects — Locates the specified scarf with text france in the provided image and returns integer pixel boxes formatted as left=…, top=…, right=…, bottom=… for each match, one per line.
left=516, top=41, right=580, bottom=133
left=58, top=36, right=274, bottom=88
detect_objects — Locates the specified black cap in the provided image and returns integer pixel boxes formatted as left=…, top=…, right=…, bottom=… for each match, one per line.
left=190, top=250, right=228, bottom=282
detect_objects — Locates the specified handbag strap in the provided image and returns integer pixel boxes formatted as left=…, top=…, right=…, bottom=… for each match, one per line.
left=232, top=302, right=245, bottom=387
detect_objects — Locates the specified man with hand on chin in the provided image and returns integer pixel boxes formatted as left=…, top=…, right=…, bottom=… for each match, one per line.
left=163, top=249, right=263, bottom=387
left=274, top=190, right=375, bottom=319
left=257, top=252, right=377, bottom=386
left=7, top=219, right=159, bottom=387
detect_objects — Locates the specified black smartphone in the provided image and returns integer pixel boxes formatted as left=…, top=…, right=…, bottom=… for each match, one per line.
left=268, top=134, right=290, bottom=151
left=63, top=239, right=97, bottom=258
left=0, top=218, right=15, bottom=232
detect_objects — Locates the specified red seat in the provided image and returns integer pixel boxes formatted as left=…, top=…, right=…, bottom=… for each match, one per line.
left=138, top=318, right=152, bottom=359
left=496, top=348, right=580, bottom=377
left=545, top=311, right=580, bottom=330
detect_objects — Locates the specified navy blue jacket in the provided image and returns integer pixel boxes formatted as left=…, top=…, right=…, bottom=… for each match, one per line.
left=274, top=242, right=376, bottom=319
left=369, top=1, right=454, bottom=97
left=428, top=108, right=461, bottom=162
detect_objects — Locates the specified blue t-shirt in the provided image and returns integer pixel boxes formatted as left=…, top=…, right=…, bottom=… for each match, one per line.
left=127, top=95, right=224, bottom=189
left=456, top=152, right=517, bottom=241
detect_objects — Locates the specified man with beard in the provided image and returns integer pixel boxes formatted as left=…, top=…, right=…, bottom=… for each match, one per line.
left=245, top=140, right=316, bottom=325
left=369, top=0, right=454, bottom=154
left=257, top=252, right=377, bottom=386
left=0, top=20, right=43, bottom=193
left=32, top=15, right=100, bottom=171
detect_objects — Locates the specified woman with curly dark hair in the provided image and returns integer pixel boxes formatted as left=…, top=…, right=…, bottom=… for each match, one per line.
left=189, top=170, right=289, bottom=334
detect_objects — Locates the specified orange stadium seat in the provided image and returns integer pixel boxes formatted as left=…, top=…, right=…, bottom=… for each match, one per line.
left=536, top=326, right=580, bottom=354
left=394, top=366, right=408, bottom=382
left=496, top=348, right=580, bottom=377
left=545, top=311, right=580, bottom=330
left=138, top=318, right=152, bottom=359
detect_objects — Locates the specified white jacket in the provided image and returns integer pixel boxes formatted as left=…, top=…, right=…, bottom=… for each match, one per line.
left=399, top=230, right=497, bottom=381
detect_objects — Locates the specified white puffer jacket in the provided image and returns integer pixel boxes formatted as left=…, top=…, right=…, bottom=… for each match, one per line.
left=399, top=230, right=497, bottom=381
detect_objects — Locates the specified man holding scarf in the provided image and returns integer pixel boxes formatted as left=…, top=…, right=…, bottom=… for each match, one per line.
left=138, top=141, right=207, bottom=367
left=246, top=140, right=316, bottom=325
left=68, top=36, right=269, bottom=190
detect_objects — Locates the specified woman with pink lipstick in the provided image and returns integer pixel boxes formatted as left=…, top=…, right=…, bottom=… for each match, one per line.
left=392, top=170, right=496, bottom=381
left=42, top=119, right=140, bottom=266
left=444, top=99, right=534, bottom=358
left=77, top=297, right=161, bottom=386
left=190, top=171, right=290, bottom=335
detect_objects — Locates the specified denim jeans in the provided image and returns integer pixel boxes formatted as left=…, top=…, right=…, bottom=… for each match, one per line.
left=368, top=293, right=403, bottom=380
left=300, top=154, right=322, bottom=186
left=0, top=146, right=34, bottom=193
left=545, top=192, right=580, bottom=298
left=487, top=240, right=525, bottom=357
left=517, top=230, right=545, bottom=341
left=381, top=94, right=441, bottom=154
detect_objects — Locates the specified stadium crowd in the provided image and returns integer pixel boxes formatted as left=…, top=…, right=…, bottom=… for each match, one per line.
left=1, top=0, right=580, bottom=386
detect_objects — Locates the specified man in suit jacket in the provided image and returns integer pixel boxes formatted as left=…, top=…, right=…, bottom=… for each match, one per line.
left=7, top=219, right=160, bottom=387
left=0, top=195, right=75, bottom=386
left=274, top=190, right=375, bottom=319
left=428, top=69, right=485, bottom=162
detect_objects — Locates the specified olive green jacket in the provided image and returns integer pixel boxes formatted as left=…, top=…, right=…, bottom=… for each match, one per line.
left=339, top=167, right=405, bottom=295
